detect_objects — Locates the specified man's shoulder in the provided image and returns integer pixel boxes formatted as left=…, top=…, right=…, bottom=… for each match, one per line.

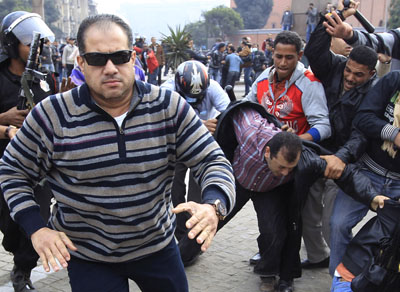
left=302, top=69, right=322, bottom=83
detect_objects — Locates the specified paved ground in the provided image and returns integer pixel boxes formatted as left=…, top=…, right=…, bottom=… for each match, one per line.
left=0, top=202, right=335, bottom=292
left=0, top=78, right=372, bottom=291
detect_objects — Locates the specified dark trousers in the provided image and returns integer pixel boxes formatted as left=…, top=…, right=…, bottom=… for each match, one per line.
left=171, top=162, right=201, bottom=241
left=67, top=239, right=188, bottom=292
left=179, top=182, right=291, bottom=277
left=226, top=71, right=240, bottom=89
left=66, top=64, right=74, bottom=77
left=0, top=182, right=52, bottom=271
left=157, top=65, right=163, bottom=85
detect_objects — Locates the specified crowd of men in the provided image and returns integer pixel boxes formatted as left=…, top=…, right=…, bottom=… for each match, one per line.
left=0, top=1, right=399, bottom=292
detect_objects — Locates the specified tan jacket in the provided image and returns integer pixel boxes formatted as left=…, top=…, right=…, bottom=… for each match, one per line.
left=150, top=43, right=165, bottom=65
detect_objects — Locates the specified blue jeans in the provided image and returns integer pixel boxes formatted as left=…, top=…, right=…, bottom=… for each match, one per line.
left=331, top=276, right=352, bottom=292
left=282, top=24, right=291, bottom=31
left=329, top=167, right=400, bottom=275
left=42, top=63, right=55, bottom=72
left=244, top=67, right=252, bottom=95
left=306, top=23, right=316, bottom=42
left=209, top=67, right=221, bottom=83
left=67, top=239, right=188, bottom=292
left=147, top=67, right=159, bottom=85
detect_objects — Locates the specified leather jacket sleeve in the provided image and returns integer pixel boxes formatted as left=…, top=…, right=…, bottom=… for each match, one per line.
left=304, top=18, right=346, bottom=85
left=299, top=146, right=378, bottom=207
left=334, top=127, right=367, bottom=164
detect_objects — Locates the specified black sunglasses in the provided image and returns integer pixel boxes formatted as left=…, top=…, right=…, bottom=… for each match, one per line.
left=82, top=50, right=133, bottom=66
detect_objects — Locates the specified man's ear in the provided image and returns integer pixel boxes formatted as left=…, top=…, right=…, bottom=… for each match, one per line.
left=298, top=50, right=304, bottom=59
left=369, top=69, right=376, bottom=78
left=264, top=146, right=271, bottom=160
left=77, top=55, right=84, bottom=74
left=131, top=50, right=136, bottom=63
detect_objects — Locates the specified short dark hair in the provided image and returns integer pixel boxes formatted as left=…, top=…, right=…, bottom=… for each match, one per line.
left=274, top=31, right=303, bottom=53
left=77, top=14, right=133, bottom=55
left=217, top=42, right=226, bottom=50
left=228, top=45, right=235, bottom=53
left=267, top=132, right=302, bottom=163
left=348, top=45, right=378, bottom=71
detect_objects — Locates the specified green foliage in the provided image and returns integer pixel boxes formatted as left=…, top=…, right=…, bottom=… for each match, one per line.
left=161, top=25, right=191, bottom=72
left=234, top=0, right=273, bottom=29
left=185, top=21, right=208, bottom=48
left=388, top=0, right=400, bottom=29
left=44, top=0, right=62, bottom=40
left=0, top=0, right=31, bottom=22
left=44, top=0, right=60, bottom=25
left=203, top=5, right=244, bottom=39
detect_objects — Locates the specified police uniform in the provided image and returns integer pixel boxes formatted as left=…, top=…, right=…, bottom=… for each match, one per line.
left=0, top=60, right=57, bottom=277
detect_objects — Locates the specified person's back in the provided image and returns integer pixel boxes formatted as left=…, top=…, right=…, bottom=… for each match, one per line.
left=224, top=46, right=242, bottom=89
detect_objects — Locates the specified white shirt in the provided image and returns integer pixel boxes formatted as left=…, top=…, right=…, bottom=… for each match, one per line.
left=161, top=79, right=230, bottom=120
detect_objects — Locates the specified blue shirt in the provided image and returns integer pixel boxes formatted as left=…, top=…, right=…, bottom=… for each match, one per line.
left=226, top=53, right=243, bottom=73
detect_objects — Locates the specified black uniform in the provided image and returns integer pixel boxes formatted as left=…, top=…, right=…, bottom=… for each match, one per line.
left=0, top=60, right=57, bottom=272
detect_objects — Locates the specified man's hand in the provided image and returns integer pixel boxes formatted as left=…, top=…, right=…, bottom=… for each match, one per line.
left=320, top=155, right=346, bottom=179
left=337, top=0, right=360, bottom=19
left=370, top=195, right=390, bottom=211
left=31, top=227, right=77, bottom=272
left=202, top=118, right=218, bottom=134
left=172, top=201, right=219, bottom=252
left=378, top=53, right=392, bottom=64
left=323, top=11, right=354, bottom=40
left=281, top=124, right=295, bottom=133
left=1, top=107, right=29, bottom=128
left=60, top=77, right=77, bottom=93
left=394, top=132, right=400, bottom=148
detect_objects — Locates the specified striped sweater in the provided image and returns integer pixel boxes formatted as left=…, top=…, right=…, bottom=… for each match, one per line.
left=0, top=80, right=235, bottom=263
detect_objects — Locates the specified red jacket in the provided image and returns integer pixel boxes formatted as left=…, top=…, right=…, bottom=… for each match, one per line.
left=146, top=50, right=159, bottom=74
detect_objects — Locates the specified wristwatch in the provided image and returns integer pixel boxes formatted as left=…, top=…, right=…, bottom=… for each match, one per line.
left=210, top=199, right=227, bottom=221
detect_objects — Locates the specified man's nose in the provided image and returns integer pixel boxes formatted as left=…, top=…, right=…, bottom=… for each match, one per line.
left=103, top=59, right=118, bottom=73
left=281, top=168, right=290, bottom=176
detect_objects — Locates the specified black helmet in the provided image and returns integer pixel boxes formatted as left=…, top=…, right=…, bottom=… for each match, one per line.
left=0, top=11, right=54, bottom=62
left=175, top=60, right=210, bottom=106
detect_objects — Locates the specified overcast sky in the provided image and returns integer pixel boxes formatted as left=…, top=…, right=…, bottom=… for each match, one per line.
left=95, top=0, right=230, bottom=41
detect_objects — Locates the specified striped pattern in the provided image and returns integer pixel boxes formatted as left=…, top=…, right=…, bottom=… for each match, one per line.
left=232, top=108, right=293, bottom=193
left=360, top=153, right=400, bottom=180
left=381, top=123, right=400, bottom=141
left=0, top=81, right=235, bottom=263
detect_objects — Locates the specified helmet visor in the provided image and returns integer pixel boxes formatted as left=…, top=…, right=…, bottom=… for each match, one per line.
left=11, top=14, right=54, bottom=45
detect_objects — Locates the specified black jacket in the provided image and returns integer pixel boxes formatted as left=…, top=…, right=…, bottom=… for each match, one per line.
left=0, top=61, right=57, bottom=156
left=343, top=200, right=400, bottom=287
left=215, top=100, right=379, bottom=279
left=304, top=18, right=377, bottom=164
left=353, top=71, right=400, bottom=173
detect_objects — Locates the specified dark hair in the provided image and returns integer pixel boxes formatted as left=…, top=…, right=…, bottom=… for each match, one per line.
left=217, top=42, right=226, bottom=50
left=348, top=45, right=378, bottom=71
left=274, top=31, right=303, bottom=53
left=267, top=132, right=302, bottom=163
left=228, top=45, right=235, bottom=53
left=77, top=14, right=133, bottom=55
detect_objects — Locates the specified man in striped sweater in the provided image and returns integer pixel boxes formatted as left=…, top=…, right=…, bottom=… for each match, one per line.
left=0, top=14, right=235, bottom=292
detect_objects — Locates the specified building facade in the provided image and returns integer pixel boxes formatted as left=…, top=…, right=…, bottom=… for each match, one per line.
left=229, top=0, right=389, bottom=49
left=52, top=0, right=98, bottom=40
